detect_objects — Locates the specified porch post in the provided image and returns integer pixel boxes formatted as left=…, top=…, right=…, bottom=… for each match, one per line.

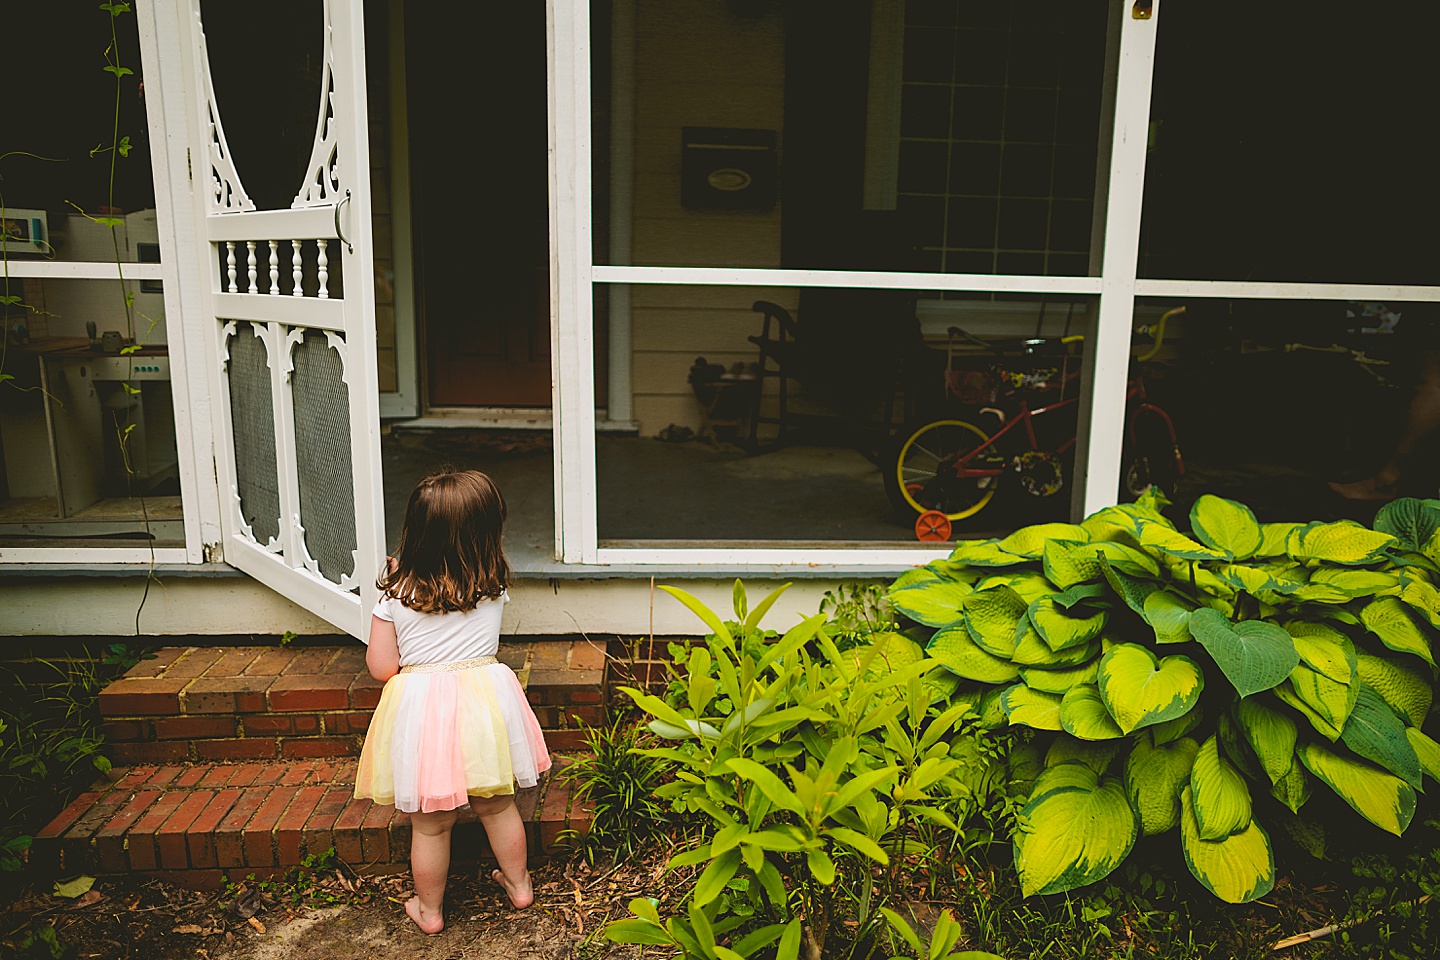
left=1073, top=0, right=1161, bottom=518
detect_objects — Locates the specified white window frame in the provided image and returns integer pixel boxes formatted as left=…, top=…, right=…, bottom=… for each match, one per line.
left=0, top=0, right=210, bottom=567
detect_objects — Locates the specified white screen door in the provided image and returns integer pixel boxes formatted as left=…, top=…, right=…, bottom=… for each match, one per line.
left=182, top=0, right=384, bottom=637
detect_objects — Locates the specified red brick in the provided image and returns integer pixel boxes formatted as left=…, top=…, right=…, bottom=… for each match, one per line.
left=198, top=765, right=237, bottom=788
left=214, top=788, right=269, bottom=867
left=275, top=785, right=326, bottom=864
left=281, top=737, right=357, bottom=759
left=136, top=868, right=227, bottom=892
left=279, top=761, right=318, bottom=785
left=187, top=788, right=241, bottom=869
left=532, top=706, right=560, bottom=727
left=496, top=643, right=532, bottom=670
left=531, top=643, right=570, bottom=671
left=349, top=675, right=384, bottom=709
left=360, top=802, right=393, bottom=862
left=196, top=739, right=279, bottom=761
left=243, top=648, right=299, bottom=677
left=268, top=675, right=351, bottom=712
left=156, top=790, right=216, bottom=869
left=539, top=780, right=574, bottom=850
left=122, top=646, right=189, bottom=679
left=334, top=758, right=359, bottom=782
left=389, top=810, right=412, bottom=857
left=98, top=677, right=189, bottom=717
left=113, top=766, right=159, bottom=791
left=31, top=792, right=102, bottom=872
left=94, top=791, right=162, bottom=871
left=322, top=646, right=367, bottom=674
left=542, top=729, right=588, bottom=751
left=224, top=763, right=267, bottom=788
left=164, top=647, right=226, bottom=679
left=155, top=716, right=240, bottom=740
left=309, top=759, right=344, bottom=783
left=253, top=764, right=287, bottom=787
left=173, top=765, right=210, bottom=788
left=323, top=711, right=371, bottom=734
left=569, top=642, right=607, bottom=672
left=243, top=786, right=297, bottom=866
left=565, top=705, right=605, bottom=725
left=182, top=676, right=273, bottom=714
left=204, top=648, right=263, bottom=678
left=144, top=766, right=185, bottom=789
left=567, top=688, right=603, bottom=705
left=302, top=787, right=351, bottom=859
left=111, top=741, right=191, bottom=764
left=332, top=796, right=371, bottom=864
left=282, top=648, right=338, bottom=675
left=64, top=794, right=127, bottom=874
left=102, top=719, right=153, bottom=742
left=127, top=792, right=186, bottom=870
left=242, top=714, right=296, bottom=735
left=292, top=714, right=322, bottom=734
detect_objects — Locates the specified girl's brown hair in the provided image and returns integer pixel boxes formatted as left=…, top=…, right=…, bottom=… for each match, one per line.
left=377, top=469, right=511, bottom=613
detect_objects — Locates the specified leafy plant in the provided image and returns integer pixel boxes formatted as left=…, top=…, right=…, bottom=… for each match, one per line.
left=882, top=907, right=1005, bottom=960
left=558, top=716, right=673, bottom=864
left=886, top=489, right=1440, bottom=903
left=605, top=582, right=1005, bottom=960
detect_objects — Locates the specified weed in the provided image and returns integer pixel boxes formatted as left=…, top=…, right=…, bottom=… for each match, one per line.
left=558, top=717, right=672, bottom=865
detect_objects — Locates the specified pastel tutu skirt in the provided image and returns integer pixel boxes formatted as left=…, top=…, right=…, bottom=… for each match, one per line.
left=354, top=656, right=551, bottom=814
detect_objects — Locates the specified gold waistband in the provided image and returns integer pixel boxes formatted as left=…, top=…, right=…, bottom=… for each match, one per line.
left=399, top=655, right=500, bottom=674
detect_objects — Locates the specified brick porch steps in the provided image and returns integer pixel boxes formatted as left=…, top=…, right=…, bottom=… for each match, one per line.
left=32, top=758, right=590, bottom=891
left=99, top=640, right=608, bottom=762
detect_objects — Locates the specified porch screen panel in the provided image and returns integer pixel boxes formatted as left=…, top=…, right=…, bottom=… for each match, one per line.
left=226, top=323, right=283, bottom=546
left=290, top=330, right=358, bottom=585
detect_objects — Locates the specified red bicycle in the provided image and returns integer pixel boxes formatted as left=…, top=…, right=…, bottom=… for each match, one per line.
left=884, top=309, right=1185, bottom=536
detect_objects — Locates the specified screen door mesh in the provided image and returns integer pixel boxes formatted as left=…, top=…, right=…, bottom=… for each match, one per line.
left=290, top=330, right=358, bottom=584
left=226, top=322, right=282, bottom=546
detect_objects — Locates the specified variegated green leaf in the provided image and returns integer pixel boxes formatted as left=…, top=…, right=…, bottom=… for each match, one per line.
left=1190, top=735, right=1253, bottom=840
left=1288, top=520, right=1397, bottom=567
left=1308, top=567, right=1402, bottom=597
left=1257, top=522, right=1304, bottom=558
left=1125, top=733, right=1199, bottom=835
left=1096, top=643, right=1204, bottom=735
left=1030, top=597, right=1108, bottom=652
left=1190, top=494, right=1263, bottom=560
left=1149, top=705, right=1203, bottom=745
left=927, top=624, right=1021, bottom=684
left=1013, top=767, right=1136, bottom=896
left=1043, top=539, right=1101, bottom=589
left=1356, top=653, right=1432, bottom=728
left=1341, top=684, right=1422, bottom=789
left=1020, top=659, right=1100, bottom=694
left=1401, top=575, right=1440, bottom=630
left=1374, top=498, right=1440, bottom=553
left=1029, top=759, right=1105, bottom=803
left=1298, top=742, right=1416, bottom=836
left=1289, top=663, right=1358, bottom=736
left=1234, top=697, right=1298, bottom=785
left=997, top=523, right=1090, bottom=559
left=1283, top=621, right=1357, bottom=685
left=1273, top=679, right=1343, bottom=741
left=1044, top=736, right=1123, bottom=775
left=1361, top=597, right=1436, bottom=666
left=1102, top=561, right=1159, bottom=616
left=1145, top=590, right=1197, bottom=644
left=1087, top=540, right=1162, bottom=577
left=947, top=539, right=1032, bottom=567
left=1188, top=608, right=1299, bottom=698
left=1405, top=727, right=1440, bottom=783
left=1059, top=684, right=1125, bottom=741
left=1137, top=522, right=1230, bottom=561
left=1001, top=684, right=1064, bottom=731
left=888, top=580, right=973, bottom=627
left=964, top=586, right=1029, bottom=658
left=1179, top=785, right=1275, bottom=904
left=976, top=570, right=1057, bottom=604
left=1011, top=627, right=1098, bottom=667
left=1271, top=758, right=1312, bottom=813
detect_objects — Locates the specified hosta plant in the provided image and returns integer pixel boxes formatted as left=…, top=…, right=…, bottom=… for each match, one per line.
left=887, top=490, right=1440, bottom=903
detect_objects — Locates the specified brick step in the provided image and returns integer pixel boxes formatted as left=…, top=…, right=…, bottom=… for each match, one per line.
left=99, top=641, right=608, bottom=763
left=31, top=759, right=591, bottom=891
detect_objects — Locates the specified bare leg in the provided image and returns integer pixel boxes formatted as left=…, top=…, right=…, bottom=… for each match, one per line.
left=470, top=793, right=533, bottom=909
left=406, top=808, right=458, bottom=934
left=1332, top=348, right=1440, bottom=501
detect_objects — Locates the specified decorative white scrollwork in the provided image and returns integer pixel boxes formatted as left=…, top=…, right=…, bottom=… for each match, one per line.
left=193, top=2, right=254, bottom=214
left=293, top=0, right=343, bottom=208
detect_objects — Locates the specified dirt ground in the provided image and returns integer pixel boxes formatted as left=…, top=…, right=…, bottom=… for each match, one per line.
left=1, top=858, right=660, bottom=960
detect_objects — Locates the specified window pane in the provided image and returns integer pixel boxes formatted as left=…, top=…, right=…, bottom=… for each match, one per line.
left=0, top=279, right=183, bottom=548
left=1139, top=6, right=1440, bottom=285
left=2, top=4, right=157, bottom=261
left=596, top=283, right=1095, bottom=544
left=1134, top=296, right=1439, bottom=521
left=592, top=0, right=1111, bottom=276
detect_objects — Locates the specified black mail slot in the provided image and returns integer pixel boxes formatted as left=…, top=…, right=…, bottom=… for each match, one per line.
left=681, top=127, right=778, bottom=211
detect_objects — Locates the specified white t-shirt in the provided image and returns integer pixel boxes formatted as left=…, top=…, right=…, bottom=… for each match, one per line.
left=368, top=591, right=508, bottom=666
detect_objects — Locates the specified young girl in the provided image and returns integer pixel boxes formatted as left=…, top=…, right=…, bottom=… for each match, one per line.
left=354, top=469, right=551, bottom=935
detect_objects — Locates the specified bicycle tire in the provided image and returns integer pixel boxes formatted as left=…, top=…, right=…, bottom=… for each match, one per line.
left=884, top=419, right=998, bottom=521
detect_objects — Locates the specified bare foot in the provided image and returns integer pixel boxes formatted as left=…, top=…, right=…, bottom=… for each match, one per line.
left=1328, top=475, right=1400, bottom=502
left=491, top=868, right=534, bottom=909
left=405, top=895, right=445, bottom=935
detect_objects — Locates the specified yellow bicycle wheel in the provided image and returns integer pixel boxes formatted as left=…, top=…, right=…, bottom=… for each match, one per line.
left=892, top=419, right=997, bottom=521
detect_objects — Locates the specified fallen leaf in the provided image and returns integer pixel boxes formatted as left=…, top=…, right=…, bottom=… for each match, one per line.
left=53, top=876, right=95, bottom=899
left=247, top=916, right=266, bottom=934
left=172, top=924, right=205, bottom=935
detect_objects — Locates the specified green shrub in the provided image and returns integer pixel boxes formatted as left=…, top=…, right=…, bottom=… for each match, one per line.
left=886, top=489, right=1440, bottom=903
left=604, top=582, right=1010, bottom=960
left=559, top=716, right=673, bottom=864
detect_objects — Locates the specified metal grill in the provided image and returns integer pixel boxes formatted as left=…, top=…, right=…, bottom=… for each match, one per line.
left=226, top=323, right=282, bottom=546
left=290, top=330, right=357, bottom=584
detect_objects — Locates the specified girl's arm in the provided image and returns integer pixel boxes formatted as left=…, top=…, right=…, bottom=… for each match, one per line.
left=366, top=615, right=400, bottom=682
